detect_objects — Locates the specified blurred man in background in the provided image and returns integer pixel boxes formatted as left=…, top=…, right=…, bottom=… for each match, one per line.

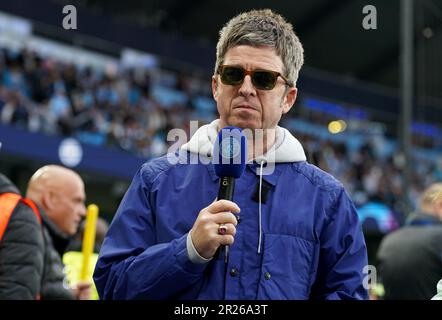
left=0, top=173, right=44, bottom=299
left=26, top=165, right=91, bottom=299
left=377, top=183, right=442, bottom=299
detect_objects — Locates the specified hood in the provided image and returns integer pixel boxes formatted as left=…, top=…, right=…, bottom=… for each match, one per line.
left=180, top=119, right=306, bottom=163
left=0, top=173, right=20, bottom=194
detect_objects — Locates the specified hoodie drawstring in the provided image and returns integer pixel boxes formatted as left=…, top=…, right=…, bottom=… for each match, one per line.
left=257, top=160, right=265, bottom=254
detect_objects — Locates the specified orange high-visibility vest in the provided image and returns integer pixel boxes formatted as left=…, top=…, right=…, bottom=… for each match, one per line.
left=0, top=192, right=42, bottom=299
left=0, top=192, right=41, bottom=241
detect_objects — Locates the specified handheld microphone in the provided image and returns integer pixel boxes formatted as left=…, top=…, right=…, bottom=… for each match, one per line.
left=212, top=126, right=247, bottom=264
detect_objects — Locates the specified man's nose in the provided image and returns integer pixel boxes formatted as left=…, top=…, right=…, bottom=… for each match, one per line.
left=238, top=75, right=256, bottom=97
left=80, top=204, right=87, bottom=218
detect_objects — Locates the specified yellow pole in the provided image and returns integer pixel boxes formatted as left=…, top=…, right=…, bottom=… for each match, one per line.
left=80, top=204, right=99, bottom=281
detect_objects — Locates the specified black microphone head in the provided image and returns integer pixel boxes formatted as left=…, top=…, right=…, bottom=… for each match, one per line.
left=212, top=126, right=247, bottom=178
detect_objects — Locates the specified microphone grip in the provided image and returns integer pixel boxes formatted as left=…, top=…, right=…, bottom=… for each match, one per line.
left=217, top=176, right=235, bottom=201
left=216, top=176, right=235, bottom=264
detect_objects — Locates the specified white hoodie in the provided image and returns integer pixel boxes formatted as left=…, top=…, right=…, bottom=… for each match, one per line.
left=180, top=119, right=306, bottom=163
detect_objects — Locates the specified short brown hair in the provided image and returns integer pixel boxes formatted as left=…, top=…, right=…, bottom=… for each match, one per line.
left=215, top=9, right=304, bottom=87
left=419, top=183, right=442, bottom=210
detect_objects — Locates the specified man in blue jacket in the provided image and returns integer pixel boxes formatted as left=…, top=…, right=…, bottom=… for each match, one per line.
left=93, top=9, right=368, bottom=300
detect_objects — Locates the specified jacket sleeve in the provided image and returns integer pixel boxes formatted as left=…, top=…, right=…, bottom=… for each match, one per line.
left=310, top=187, right=369, bottom=300
left=93, top=166, right=208, bottom=300
left=0, top=203, right=44, bottom=299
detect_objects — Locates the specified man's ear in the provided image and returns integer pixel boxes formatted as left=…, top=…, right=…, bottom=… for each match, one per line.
left=41, top=189, right=56, bottom=212
left=212, top=76, right=218, bottom=100
left=282, top=87, right=297, bottom=114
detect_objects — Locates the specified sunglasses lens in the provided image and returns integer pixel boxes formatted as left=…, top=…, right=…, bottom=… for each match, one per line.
left=221, top=67, right=244, bottom=85
left=219, top=66, right=279, bottom=90
left=253, top=71, right=277, bottom=90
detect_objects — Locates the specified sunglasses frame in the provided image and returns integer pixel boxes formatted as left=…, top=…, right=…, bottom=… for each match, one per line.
left=217, top=65, right=293, bottom=90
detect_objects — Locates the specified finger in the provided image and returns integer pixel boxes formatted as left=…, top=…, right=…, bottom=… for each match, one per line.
left=216, top=223, right=236, bottom=236
left=208, top=200, right=240, bottom=214
left=217, top=234, right=235, bottom=246
left=211, top=212, right=238, bottom=226
left=201, top=197, right=220, bottom=212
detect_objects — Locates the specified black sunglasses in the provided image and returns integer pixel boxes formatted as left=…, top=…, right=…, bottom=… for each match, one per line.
left=217, top=65, right=293, bottom=90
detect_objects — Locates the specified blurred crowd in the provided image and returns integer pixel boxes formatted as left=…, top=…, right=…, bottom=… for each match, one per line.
left=0, top=46, right=199, bottom=158
left=1, top=45, right=442, bottom=223
left=300, top=133, right=442, bottom=219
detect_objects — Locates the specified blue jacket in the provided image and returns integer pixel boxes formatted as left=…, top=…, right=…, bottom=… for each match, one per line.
left=94, top=120, right=368, bottom=300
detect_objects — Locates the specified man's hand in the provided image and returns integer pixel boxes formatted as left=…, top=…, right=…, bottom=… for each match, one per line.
left=72, top=281, right=92, bottom=300
left=190, top=199, right=240, bottom=259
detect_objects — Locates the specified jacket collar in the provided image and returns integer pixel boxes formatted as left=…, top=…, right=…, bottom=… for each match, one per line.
left=406, top=213, right=442, bottom=226
left=39, top=208, right=72, bottom=256
left=205, top=159, right=285, bottom=185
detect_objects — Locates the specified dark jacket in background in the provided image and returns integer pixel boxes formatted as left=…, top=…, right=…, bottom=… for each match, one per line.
left=40, top=209, right=75, bottom=300
left=0, top=173, right=44, bottom=300
left=377, top=213, right=442, bottom=300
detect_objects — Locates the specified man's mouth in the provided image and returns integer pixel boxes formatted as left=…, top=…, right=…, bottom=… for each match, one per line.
left=234, top=104, right=257, bottom=111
